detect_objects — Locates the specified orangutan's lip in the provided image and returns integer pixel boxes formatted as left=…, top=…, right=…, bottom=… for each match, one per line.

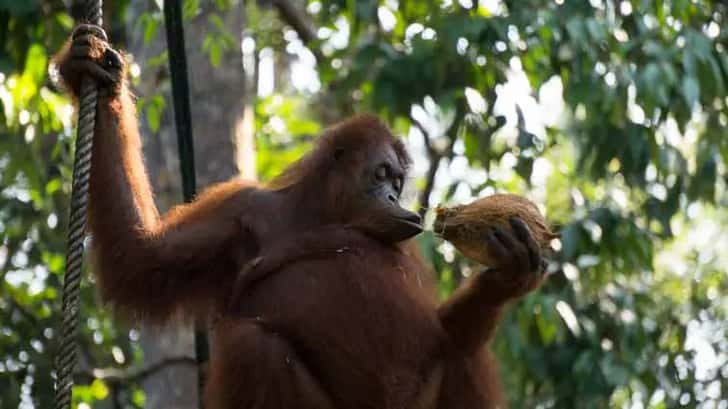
left=396, top=215, right=423, bottom=233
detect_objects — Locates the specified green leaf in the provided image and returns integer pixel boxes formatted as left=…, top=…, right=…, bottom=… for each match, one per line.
left=585, top=19, right=605, bottom=42
left=183, top=0, right=200, bottom=20
left=681, top=76, right=699, bottom=109
left=559, top=223, right=580, bottom=260
left=90, top=379, right=109, bottom=399
left=143, top=16, right=158, bottom=45
left=42, top=252, right=64, bottom=273
left=147, top=104, right=160, bottom=132
left=600, top=355, right=630, bottom=386
left=209, top=42, right=222, bottom=67
left=214, top=0, right=230, bottom=11
left=144, top=95, right=166, bottom=132
left=535, top=309, right=558, bottom=345
left=208, top=13, right=225, bottom=30
left=22, top=44, right=47, bottom=85
left=45, top=179, right=61, bottom=195
left=132, top=389, right=146, bottom=407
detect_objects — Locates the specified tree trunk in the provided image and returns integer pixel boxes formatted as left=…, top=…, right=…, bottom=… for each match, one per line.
left=125, top=2, right=248, bottom=407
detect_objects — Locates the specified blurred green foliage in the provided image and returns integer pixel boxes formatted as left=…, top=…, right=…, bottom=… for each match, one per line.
left=1, top=0, right=726, bottom=408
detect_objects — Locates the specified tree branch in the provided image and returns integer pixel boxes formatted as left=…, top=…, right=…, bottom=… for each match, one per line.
left=271, top=0, right=325, bottom=62
left=271, top=0, right=316, bottom=43
left=415, top=111, right=463, bottom=219
left=5, top=293, right=40, bottom=325
left=412, top=118, right=439, bottom=218
left=418, top=154, right=441, bottom=219
left=411, top=119, right=436, bottom=157
left=75, top=356, right=197, bottom=385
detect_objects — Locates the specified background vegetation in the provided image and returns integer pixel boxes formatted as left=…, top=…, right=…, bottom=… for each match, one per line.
left=0, top=0, right=726, bottom=407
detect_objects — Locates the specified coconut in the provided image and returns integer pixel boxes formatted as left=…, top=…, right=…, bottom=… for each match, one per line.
left=433, top=194, right=558, bottom=266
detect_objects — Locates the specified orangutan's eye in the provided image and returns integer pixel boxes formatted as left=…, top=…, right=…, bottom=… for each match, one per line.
left=374, top=165, right=388, bottom=182
left=393, top=177, right=402, bottom=193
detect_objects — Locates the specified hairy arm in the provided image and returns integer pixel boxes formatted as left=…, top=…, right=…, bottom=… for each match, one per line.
left=56, top=25, right=256, bottom=323
left=436, top=272, right=506, bottom=353
left=437, top=219, right=545, bottom=354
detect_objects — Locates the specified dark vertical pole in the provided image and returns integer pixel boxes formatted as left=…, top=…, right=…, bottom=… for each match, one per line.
left=163, top=0, right=197, bottom=201
left=162, top=0, right=208, bottom=406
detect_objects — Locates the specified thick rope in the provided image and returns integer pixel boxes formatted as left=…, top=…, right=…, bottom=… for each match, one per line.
left=53, top=2, right=102, bottom=409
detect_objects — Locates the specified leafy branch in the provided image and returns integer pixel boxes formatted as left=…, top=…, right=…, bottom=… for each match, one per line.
left=75, top=356, right=197, bottom=385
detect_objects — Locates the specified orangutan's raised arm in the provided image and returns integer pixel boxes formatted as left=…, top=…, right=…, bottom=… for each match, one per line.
left=55, top=24, right=257, bottom=323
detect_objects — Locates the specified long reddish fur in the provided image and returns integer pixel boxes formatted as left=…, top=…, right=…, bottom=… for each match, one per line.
left=52, top=36, right=547, bottom=408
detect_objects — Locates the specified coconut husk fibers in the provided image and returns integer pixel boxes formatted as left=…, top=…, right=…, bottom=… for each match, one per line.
left=434, top=193, right=558, bottom=267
